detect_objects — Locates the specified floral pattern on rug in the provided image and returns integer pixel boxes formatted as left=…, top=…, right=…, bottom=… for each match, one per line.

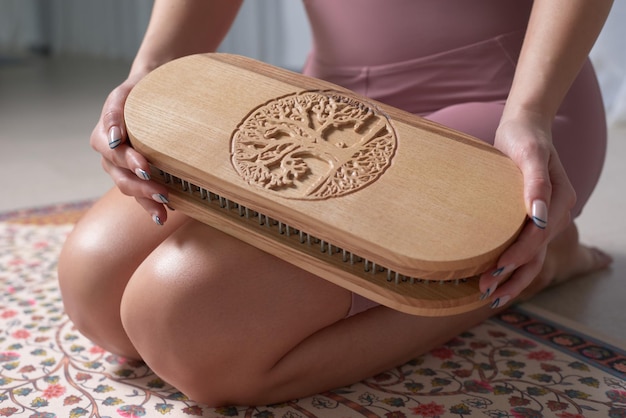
left=0, top=204, right=625, bottom=417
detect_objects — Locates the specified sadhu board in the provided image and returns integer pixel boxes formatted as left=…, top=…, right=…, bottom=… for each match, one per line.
left=124, top=53, right=526, bottom=316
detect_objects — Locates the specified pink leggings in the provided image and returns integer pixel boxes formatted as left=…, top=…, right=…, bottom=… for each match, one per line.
left=303, top=31, right=607, bottom=317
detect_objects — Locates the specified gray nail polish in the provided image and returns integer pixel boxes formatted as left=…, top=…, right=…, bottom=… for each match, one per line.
left=492, top=266, right=505, bottom=277
left=152, top=215, right=163, bottom=226
left=152, top=193, right=169, bottom=204
left=480, top=280, right=499, bottom=301
left=490, top=295, right=510, bottom=309
left=109, top=138, right=122, bottom=149
left=109, top=126, right=122, bottom=149
left=531, top=200, right=548, bottom=229
left=135, top=168, right=151, bottom=181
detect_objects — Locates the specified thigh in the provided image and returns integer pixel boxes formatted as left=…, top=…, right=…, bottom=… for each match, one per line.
left=120, top=220, right=502, bottom=405
left=551, top=61, right=607, bottom=217
left=424, top=100, right=503, bottom=145
left=120, top=220, right=353, bottom=381
left=58, top=187, right=189, bottom=355
left=60, top=187, right=189, bottom=298
left=121, top=217, right=507, bottom=405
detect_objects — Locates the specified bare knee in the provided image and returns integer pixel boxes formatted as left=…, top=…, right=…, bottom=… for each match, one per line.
left=120, top=256, right=295, bottom=406
left=121, top=270, right=227, bottom=403
left=120, top=220, right=352, bottom=405
left=58, top=217, right=140, bottom=358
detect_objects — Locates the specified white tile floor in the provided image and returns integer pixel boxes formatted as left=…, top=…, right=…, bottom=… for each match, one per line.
left=2, top=57, right=625, bottom=344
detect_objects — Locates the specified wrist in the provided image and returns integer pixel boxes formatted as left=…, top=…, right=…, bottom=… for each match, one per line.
left=129, top=57, right=165, bottom=79
left=500, top=102, right=554, bottom=132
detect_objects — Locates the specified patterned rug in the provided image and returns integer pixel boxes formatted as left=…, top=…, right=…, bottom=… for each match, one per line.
left=0, top=202, right=625, bottom=418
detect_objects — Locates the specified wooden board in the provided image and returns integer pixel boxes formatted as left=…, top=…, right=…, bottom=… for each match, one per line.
left=125, top=53, right=526, bottom=315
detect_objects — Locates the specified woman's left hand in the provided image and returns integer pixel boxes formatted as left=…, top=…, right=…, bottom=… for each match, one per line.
left=478, top=110, right=577, bottom=307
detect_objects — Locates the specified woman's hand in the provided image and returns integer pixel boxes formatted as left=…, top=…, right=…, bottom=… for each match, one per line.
left=90, top=73, right=171, bottom=225
left=476, top=0, right=612, bottom=307
left=478, top=110, right=576, bottom=307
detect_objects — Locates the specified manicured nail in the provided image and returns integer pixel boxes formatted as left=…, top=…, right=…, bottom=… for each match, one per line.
left=492, top=266, right=506, bottom=277
left=531, top=200, right=548, bottom=229
left=492, top=264, right=516, bottom=278
left=152, top=193, right=169, bottom=204
left=108, top=126, right=122, bottom=149
left=480, top=284, right=497, bottom=301
left=152, top=214, right=163, bottom=226
left=135, top=168, right=150, bottom=181
left=490, top=295, right=511, bottom=309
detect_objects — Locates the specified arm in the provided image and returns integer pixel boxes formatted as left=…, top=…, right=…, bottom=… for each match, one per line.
left=504, top=0, right=613, bottom=123
left=481, top=0, right=613, bottom=304
left=130, top=0, right=244, bottom=76
left=92, top=0, right=243, bottom=224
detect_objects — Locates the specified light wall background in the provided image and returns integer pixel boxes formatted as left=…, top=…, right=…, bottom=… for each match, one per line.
left=1, top=0, right=624, bottom=126
left=0, top=0, right=311, bottom=70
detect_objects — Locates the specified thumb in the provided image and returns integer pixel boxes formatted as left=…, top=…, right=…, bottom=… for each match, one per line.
left=103, top=110, right=126, bottom=150
left=519, top=148, right=552, bottom=230
left=101, top=81, right=135, bottom=150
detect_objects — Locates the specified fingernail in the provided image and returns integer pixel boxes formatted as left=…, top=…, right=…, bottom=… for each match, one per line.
left=108, top=126, right=122, bottom=149
left=152, top=193, right=169, bottom=204
left=492, top=264, right=515, bottom=277
left=490, top=295, right=511, bottom=309
left=152, top=214, right=163, bottom=226
left=492, top=266, right=506, bottom=277
left=531, top=200, right=548, bottom=229
left=135, top=168, right=151, bottom=181
left=480, top=283, right=497, bottom=301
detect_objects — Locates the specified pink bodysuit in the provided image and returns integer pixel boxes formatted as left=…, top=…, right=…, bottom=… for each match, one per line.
left=300, top=0, right=608, bottom=316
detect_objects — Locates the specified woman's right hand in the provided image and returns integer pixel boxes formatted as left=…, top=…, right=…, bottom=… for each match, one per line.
left=90, top=73, right=171, bottom=225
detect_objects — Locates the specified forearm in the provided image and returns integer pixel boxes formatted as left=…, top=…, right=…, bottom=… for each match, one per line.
left=503, top=0, right=613, bottom=125
left=130, top=0, right=243, bottom=77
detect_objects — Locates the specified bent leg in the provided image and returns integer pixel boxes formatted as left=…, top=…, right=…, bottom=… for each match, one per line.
left=120, top=220, right=353, bottom=404
left=120, top=220, right=507, bottom=406
left=120, top=215, right=612, bottom=407
left=58, top=187, right=188, bottom=357
left=425, top=100, right=502, bottom=145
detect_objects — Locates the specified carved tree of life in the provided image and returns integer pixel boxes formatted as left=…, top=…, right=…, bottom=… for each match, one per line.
left=231, top=90, right=397, bottom=200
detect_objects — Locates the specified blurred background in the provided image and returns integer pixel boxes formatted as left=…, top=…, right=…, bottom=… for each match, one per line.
left=0, top=0, right=312, bottom=209
left=0, top=0, right=625, bottom=341
left=2, top=1, right=625, bottom=123
left=0, top=0, right=311, bottom=69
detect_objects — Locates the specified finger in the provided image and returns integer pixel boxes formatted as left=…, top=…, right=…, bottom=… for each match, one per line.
left=92, top=120, right=152, bottom=182
left=135, top=196, right=169, bottom=226
left=101, top=158, right=170, bottom=205
left=515, top=139, right=552, bottom=230
left=481, top=246, right=547, bottom=309
left=111, top=141, right=152, bottom=181
left=100, top=81, right=136, bottom=150
left=102, top=158, right=170, bottom=225
left=480, top=147, right=576, bottom=287
left=545, top=153, right=577, bottom=235
left=478, top=196, right=571, bottom=298
left=90, top=80, right=153, bottom=181
left=501, top=156, right=574, bottom=269
left=488, top=246, right=547, bottom=308
left=478, top=220, right=542, bottom=296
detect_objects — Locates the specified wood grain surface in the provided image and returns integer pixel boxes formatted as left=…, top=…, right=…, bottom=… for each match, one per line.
left=125, top=53, right=526, bottom=315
